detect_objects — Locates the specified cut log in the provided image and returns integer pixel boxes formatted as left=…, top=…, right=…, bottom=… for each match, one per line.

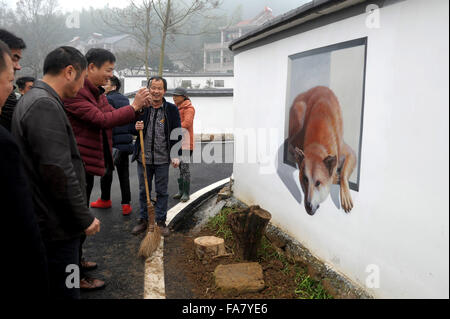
left=227, top=205, right=272, bottom=261
left=194, top=236, right=227, bottom=261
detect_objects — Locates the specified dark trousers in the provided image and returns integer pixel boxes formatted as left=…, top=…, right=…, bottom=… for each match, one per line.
left=137, top=161, right=169, bottom=223
left=45, top=237, right=81, bottom=299
left=83, top=172, right=96, bottom=280
left=86, top=172, right=94, bottom=205
left=79, top=234, right=87, bottom=279
left=179, top=150, right=193, bottom=181
left=82, top=136, right=112, bottom=280
left=100, top=151, right=131, bottom=204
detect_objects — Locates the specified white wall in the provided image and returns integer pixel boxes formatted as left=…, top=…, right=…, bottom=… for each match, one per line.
left=232, top=0, right=449, bottom=298
left=124, top=75, right=234, bottom=94
left=128, top=95, right=234, bottom=135
left=191, top=96, right=234, bottom=135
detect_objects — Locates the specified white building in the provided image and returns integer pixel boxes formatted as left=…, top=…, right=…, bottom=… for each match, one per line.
left=66, top=33, right=142, bottom=55
left=126, top=88, right=234, bottom=138
left=165, top=90, right=234, bottom=137
left=229, top=0, right=449, bottom=298
left=123, top=73, right=234, bottom=95
left=203, top=7, right=274, bottom=73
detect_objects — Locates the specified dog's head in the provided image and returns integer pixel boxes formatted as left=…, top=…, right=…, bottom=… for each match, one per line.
left=294, top=146, right=337, bottom=215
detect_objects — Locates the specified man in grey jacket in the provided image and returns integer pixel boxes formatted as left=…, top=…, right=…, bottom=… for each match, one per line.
left=12, top=46, right=100, bottom=299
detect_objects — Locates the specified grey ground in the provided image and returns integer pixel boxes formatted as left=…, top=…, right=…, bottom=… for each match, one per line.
left=81, top=141, right=233, bottom=299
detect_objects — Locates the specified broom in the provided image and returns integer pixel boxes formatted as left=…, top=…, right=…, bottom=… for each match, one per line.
left=138, top=128, right=161, bottom=258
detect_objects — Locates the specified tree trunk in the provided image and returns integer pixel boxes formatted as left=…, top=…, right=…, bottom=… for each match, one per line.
left=158, top=0, right=171, bottom=77
left=194, top=236, right=227, bottom=261
left=144, top=6, right=151, bottom=81
left=227, top=205, right=272, bottom=261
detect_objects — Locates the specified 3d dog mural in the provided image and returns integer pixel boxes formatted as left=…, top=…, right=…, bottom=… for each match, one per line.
left=288, top=86, right=356, bottom=215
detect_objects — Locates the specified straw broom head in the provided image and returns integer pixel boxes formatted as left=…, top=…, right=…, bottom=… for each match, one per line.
left=138, top=205, right=161, bottom=258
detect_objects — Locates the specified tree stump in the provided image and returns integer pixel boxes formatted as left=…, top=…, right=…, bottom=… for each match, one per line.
left=227, top=205, right=272, bottom=261
left=194, top=236, right=227, bottom=261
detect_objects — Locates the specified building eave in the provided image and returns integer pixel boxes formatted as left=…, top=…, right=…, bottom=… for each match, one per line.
left=126, top=88, right=233, bottom=98
left=229, top=0, right=367, bottom=52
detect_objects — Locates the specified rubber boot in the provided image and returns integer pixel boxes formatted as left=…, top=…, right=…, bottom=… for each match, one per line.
left=173, top=178, right=183, bottom=200
left=180, top=179, right=190, bottom=202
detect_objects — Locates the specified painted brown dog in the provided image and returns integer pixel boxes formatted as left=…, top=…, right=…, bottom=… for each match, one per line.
left=288, top=86, right=356, bottom=215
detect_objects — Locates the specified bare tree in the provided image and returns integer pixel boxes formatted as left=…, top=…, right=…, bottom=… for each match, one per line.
left=114, top=50, right=147, bottom=76
left=0, top=0, right=16, bottom=27
left=100, top=1, right=154, bottom=80
left=151, top=0, right=221, bottom=76
left=14, top=0, right=65, bottom=77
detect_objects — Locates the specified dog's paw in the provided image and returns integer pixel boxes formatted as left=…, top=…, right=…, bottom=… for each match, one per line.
left=340, top=184, right=353, bottom=213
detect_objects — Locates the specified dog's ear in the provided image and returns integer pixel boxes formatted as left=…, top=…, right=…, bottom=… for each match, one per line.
left=323, top=155, right=337, bottom=177
left=294, top=147, right=305, bottom=164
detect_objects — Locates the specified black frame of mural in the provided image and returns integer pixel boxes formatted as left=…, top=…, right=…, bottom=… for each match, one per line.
left=283, top=37, right=368, bottom=192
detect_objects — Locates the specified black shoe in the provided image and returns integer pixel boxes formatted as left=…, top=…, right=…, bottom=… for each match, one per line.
left=132, top=218, right=148, bottom=235
left=80, top=259, right=98, bottom=272
left=80, top=276, right=105, bottom=290
left=157, top=221, right=171, bottom=237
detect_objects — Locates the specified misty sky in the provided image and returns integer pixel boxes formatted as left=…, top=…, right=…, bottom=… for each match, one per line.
left=3, top=0, right=128, bottom=12
left=3, top=0, right=310, bottom=17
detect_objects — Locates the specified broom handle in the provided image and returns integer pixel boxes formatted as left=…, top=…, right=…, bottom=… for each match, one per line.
left=139, top=129, right=155, bottom=226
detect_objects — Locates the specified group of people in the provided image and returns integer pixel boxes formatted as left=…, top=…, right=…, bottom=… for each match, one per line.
left=0, top=28, right=195, bottom=299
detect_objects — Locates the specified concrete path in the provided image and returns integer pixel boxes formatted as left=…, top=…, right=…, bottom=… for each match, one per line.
left=80, top=142, right=233, bottom=299
left=146, top=178, right=230, bottom=299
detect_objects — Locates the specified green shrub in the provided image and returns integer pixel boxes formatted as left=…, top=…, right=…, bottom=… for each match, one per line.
left=206, top=207, right=234, bottom=241
left=294, top=268, right=333, bottom=299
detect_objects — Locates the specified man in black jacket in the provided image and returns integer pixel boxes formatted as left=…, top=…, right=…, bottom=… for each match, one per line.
left=0, top=39, right=49, bottom=299
left=0, top=29, right=26, bottom=131
left=90, top=75, right=134, bottom=215
left=131, top=76, right=182, bottom=236
left=11, top=46, right=100, bottom=299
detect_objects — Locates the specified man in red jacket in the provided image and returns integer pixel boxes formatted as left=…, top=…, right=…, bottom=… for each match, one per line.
left=64, top=48, right=150, bottom=291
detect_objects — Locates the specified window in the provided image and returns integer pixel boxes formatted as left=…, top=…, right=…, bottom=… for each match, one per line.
left=223, top=54, right=230, bottom=63
left=209, top=51, right=220, bottom=64
left=214, top=80, right=224, bottom=88
left=284, top=38, right=367, bottom=191
left=225, top=32, right=239, bottom=41
left=181, top=80, right=192, bottom=89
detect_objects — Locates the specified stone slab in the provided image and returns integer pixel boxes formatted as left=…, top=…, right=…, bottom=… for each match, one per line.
left=214, top=262, right=265, bottom=294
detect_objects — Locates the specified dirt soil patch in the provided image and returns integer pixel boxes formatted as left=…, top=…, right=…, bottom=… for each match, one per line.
left=164, top=207, right=333, bottom=299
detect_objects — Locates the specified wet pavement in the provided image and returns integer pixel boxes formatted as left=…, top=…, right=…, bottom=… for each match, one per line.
left=81, top=141, right=233, bottom=299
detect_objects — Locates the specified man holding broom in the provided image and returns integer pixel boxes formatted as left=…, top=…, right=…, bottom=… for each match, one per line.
left=131, top=76, right=182, bottom=237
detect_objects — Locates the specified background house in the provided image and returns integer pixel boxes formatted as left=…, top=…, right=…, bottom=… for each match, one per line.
left=203, top=6, right=274, bottom=73
left=66, top=33, right=142, bottom=54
